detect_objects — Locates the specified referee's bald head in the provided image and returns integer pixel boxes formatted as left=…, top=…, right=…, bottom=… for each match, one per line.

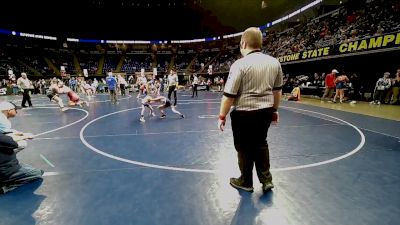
left=241, top=27, right=263, bottom=49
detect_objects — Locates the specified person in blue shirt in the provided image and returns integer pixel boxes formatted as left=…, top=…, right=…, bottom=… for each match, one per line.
left=106, top=72, right=118, bottom=104
left=69, top=77, right=77, bottom=92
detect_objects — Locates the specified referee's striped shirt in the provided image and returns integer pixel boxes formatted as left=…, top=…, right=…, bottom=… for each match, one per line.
left=167, top=74, right=179, bottom=87
left=223, top=50, right=283, bottom=111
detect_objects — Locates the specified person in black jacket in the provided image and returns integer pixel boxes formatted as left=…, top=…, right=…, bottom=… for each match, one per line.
left=0, top=102, right=43, bottom=194
left=0, top=133, right=43, bottom=194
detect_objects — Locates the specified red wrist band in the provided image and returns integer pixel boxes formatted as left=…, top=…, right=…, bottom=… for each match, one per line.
left=219, top=115, right=226, bottom=120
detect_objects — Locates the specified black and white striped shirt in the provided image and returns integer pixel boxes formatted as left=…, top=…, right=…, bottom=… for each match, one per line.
left=192, top=76, right=199, bottom=85
left=224, top=51, right=283, bottom=111
left=167, top=74, right=179, bottom=87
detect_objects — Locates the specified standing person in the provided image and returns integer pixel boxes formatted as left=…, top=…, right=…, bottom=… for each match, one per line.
left=349, top=73, right=360, bottom=103
left=128, top=75, right=134, bottom=84
left=333, top=73, right=349, bottom=103
left=117, top=74, right=128, bottom=96
left=159, top=78, right=164, bottom=93
left=215, top=76, right=221, bottom=91
left=92, top=78, right=99, bottom=95
left=154, top=79, right=162, bottom=96
left=321, top=69, right=338, bottom=102
left=192, top=74, right=199, bottom=98
left=10, top=74, right=19, bottom=95
left=106, top=72, right=118, bottom=104
left=219, top=77, right=225, bottom=92
left=136, top=73, right=147, bottom=99
left=218, top=27, right=283, bottom=193
left=0, top=101, right=43, bottom=194
left=167, top=69, right=179, bottom=106
left=69, top=77, right=77, bottom=92
left=207, top=78, right=212, bottom=91
left=17, top=73, right=33, bottom=107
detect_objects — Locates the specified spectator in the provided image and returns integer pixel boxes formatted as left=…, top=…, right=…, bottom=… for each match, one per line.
left=0, top=101, right=42, bottom=194
left=106, top=72, right=118, bottom=104
left=350, top=73, right=361, bottom=100
left=321, top=69, right=338, bottom=102
left=371, top=72, right=391, bottom=105
left=287, top=83, right=301, bottom=101
left=390, top=69, right=400, bottom=105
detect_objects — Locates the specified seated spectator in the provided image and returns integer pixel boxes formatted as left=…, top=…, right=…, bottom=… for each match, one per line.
left=371, top=72, right=391, bottom=105
left=0, top=101, right=42, bottom=194
left=0, top=102, right=33, bottom=139
left=287, top=83, right=301, bottom=101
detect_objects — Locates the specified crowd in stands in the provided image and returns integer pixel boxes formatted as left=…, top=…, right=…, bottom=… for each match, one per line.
left=80, top=59, right=98, bottom=75
left=175, top=53, right=193, bottom=72
left=102, top=57, right=117, bottom=73
left=1, top=0, right=398, bottom=77
left=209, top=50, right=239, bottom=73
left=156, top=54, right=171, bottom=73
left=191, top=51, right=218, bottom=72
left=263, top=0, right=400, bottom=57
left=0, top=51, right=27, bottom=76
left=121, top=55, right=152, bottom=73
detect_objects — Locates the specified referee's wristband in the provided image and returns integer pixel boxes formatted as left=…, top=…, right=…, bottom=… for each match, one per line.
left=219, top=115, right=226, bottom=120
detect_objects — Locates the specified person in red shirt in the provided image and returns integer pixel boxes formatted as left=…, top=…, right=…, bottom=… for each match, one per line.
left=321, top=69, right=338, bottom=102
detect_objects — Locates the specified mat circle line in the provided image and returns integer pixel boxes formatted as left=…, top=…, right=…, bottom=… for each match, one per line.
left=79, top=103, right=365, bottom=173
left=22, top=107, right=89, bottom=137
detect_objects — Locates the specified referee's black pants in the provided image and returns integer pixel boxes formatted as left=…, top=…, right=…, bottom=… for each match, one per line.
left=192, top=84, right=198, bottom=97
left=168, top=86, right=177, bottom=106
left=230, top=108, right=274, bottom=187
left=120, top=84, right=126, bottom=96
left=22, top=89, right=32, bottom=107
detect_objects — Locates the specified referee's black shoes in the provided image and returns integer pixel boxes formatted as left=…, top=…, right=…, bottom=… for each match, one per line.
left=262, top=181, right=274, bottom=192
left=229, top=178, right=254, bottom=192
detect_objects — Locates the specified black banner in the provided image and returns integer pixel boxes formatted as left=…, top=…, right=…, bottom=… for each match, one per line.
left=278, top=32, right=400, bottom=63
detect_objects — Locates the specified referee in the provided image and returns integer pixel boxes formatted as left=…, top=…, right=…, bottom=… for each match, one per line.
left=192, top=73, right=199, bottom=98
left=17, top=73, right=33, bottom=108
left=218, top=27, right=283, bottom=192
left=167, top=69, right=179, bottom=106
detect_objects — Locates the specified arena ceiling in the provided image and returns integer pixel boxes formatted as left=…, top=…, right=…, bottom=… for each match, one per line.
left=0, top=0, right=322, bottom=40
